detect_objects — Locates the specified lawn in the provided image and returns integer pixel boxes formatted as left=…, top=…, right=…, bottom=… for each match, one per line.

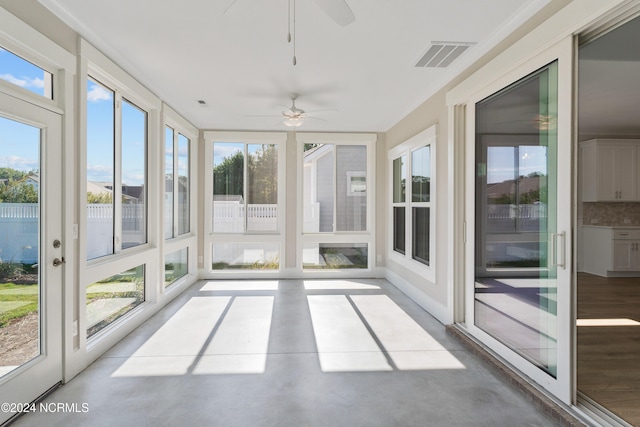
left=0, top=282, right=38, bottom=327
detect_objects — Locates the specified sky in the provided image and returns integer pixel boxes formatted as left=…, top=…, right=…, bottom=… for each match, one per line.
left=213, top=143, right=266, bottom=167
left=1, top=47, right=188, bottom=187
left=0, top=48, right=44, bottom=173
left=487, top=145, right=547, bottom=184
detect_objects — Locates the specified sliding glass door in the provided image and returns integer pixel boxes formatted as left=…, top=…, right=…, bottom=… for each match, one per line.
left=465, top=37, right=573, bottom=403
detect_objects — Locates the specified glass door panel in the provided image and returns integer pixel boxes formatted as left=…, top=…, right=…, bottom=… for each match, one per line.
left=0, top=92, right=62, bottom=424
left=474, top=62, right=559, bottom=376
left=0, top=116, right=40, bottom=377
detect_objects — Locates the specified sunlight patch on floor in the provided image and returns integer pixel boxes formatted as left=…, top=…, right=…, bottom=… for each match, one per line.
left=303, top=280, right=381, bottom=291
left=577, top=318, right=640, bottom=327
left=200, top=281, right=280, bottom=291
left=111, top=296, right=274, bottom=377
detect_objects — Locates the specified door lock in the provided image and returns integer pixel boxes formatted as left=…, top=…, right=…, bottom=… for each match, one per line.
left=53, top=257, right=66, bottom=267
left=53, top=239, right=61, bottom=249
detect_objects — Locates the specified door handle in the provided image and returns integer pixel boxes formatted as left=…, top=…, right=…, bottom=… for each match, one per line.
left=551, top=232, right=566, bottom=269
left=53, top=257, right=66, bottom=267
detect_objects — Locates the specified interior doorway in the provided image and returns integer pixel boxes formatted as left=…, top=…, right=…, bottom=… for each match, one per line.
left=576, top=14, right=640, bottom=426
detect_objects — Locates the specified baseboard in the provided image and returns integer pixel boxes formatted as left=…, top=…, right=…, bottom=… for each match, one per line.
left=384, top=268, right=452, bottom=324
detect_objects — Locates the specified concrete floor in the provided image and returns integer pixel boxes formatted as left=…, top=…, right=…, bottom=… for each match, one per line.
left=13, top=279, right=562, bottom=427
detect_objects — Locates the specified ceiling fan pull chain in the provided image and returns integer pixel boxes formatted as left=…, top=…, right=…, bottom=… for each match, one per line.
left=287, top=0, right=291, bottom=43
left=292, top=0, right=297, bottom=65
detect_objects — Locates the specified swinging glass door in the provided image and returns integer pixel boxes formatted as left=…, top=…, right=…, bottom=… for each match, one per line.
left=465, top=37, right=573, bottom=402
left=0, top=91, right=63, bottom=424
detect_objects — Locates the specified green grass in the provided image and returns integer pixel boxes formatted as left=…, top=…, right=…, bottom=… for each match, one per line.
left=0, top=283, right=38, bottom=327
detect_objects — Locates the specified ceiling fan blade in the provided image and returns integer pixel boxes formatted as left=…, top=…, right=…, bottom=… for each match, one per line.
left=312, top=0, right=355, bottom=26
left=304, top=108, right=339, bottom=114
left=222, top=0, right=239, bottom=14
left=306, top=116, right=330, bottom=123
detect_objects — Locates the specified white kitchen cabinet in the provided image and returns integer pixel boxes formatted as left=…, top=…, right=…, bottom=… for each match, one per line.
left=581, top=226, right=640, bottom=276
left=612, top=239, right=640, bottom=270
left=580, top=139, right=640, bottom=202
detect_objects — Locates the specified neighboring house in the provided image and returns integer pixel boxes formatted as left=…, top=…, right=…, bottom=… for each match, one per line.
left=87, top=181, right=141, bottom=203
left=303, top=144, right=367, bottom=233
left=24, top=175, right=39, bottom=190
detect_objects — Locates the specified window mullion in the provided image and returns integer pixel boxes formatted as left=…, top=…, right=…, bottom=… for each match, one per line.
left=113, top=92, right=123, bottom=253
left=406, top=150, right=412, bottom=260
left=173, top=131, right=179, bottom=236
left=243, top=143, right=248, bottom=232
left=333, top=145, right=337, bottom=233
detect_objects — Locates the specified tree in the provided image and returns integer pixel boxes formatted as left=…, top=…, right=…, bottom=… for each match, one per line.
left=0, top=168, right=38, bottom=203
left=213, top=151, right=244, bottom=197
left=87, top=192, right=113, bottom=204
left=0, top=167, right=28, bottom=181
left=213, top=146, right=279, bottom=204
left=248, top=145, right=277, bottom=204
left=0, top=181, right=38, bottom=203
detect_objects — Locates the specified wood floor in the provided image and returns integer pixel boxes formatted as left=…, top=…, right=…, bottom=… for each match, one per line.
left=577, top=272, right=640, bottom=426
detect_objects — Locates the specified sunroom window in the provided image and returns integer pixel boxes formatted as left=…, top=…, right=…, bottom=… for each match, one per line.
left=206, top=132, right=286, bottom=272
left=0, top=46, right=53, bottom=99
left=389, top=126, right=435, bottom=276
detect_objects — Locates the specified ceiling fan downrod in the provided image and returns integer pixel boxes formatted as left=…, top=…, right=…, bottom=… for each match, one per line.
left=288, top=0, right=297, bottom=65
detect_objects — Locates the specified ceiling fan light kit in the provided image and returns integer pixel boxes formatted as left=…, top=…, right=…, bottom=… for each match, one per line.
left=283, top=117, right=304, bottom=127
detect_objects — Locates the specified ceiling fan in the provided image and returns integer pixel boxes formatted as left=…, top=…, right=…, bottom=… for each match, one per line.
left=249, top=93, right=336, bottom=127
left=223, top=0, right=355, bottom=27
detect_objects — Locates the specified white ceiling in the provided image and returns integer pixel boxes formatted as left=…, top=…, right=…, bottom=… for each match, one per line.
left=39, top=0, right=543, bottom=132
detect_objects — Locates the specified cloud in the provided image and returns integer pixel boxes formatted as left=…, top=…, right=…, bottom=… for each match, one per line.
left=213, top=144, right=243, bottom=165
left=0, top=155, right=39, bottom=172
left=122, top=170, right=145, bottom=186
left=177, top=145, right=190, bottom=157
left=86, top=164, right=114, bottom=182
left=87, top=84, right=113, bottom=102
left=0, top=73, right=45, bottom=89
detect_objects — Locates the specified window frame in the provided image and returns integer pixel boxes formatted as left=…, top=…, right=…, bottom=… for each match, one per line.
left=297, top=133, right=377, bottom=274
left=163, top=119, right=194, bottom=240
left=0, top=8, right=74, bottom=112
left=162, top=104, right=198, bottom=291
left=84, top=74, right=149, bottom=259
left=388, top=125, right=436, bottom=282
left=79, top=38, right=161, bottom=348
left=203, top=131, right=287, bottom=276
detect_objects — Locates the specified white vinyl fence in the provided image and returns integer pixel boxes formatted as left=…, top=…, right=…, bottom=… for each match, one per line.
left=0, top=203, right=147, bottom=262
left=212, top=202, right=279, bottom=232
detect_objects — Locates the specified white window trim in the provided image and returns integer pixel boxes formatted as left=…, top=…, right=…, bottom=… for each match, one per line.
left=203, top=131, right=287, bottom=276
left=163, top=104, right=197, bottom=239
left=297, top=132, right=377, bottom=273
left=0, top=7, right=75, bottom=112
left=78, top=39, right=162, bottom=354
left=388, top=125, right=436, bottom=283
left=346, top=171, right=367, bottom=196
left=79, top=40, right=161, bottom=274
left=162, top=103, right=198, bottom=290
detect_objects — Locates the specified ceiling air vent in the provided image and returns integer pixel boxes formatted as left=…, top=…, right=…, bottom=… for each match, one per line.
left=415, top=42, right=474, bottom=68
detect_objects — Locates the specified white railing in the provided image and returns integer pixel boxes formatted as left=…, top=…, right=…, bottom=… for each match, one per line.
left=0, top=203, right=148, bottom=262
left=0, top=203, right=38, bottom=218
left=212, top=202, right=279, bottom=232
left=487, top=204, right=547, bottom=219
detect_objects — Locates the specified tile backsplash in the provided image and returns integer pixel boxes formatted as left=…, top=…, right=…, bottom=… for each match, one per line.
left=583, top=202, right=640, bottom=226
